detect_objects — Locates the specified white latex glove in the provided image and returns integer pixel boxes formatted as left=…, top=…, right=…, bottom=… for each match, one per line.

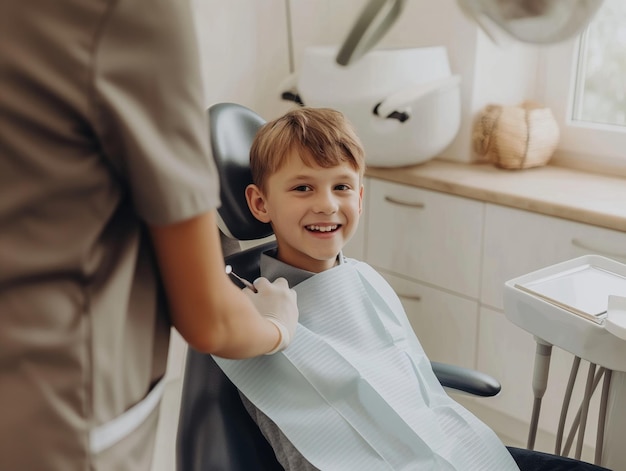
left=245, top=277, right=298, bottom=354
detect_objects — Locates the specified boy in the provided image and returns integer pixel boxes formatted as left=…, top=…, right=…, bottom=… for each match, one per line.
left=214, top=108, right=608, bottom=471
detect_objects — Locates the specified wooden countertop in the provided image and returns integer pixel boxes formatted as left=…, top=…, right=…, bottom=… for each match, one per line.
left=365, top=160, right=626, bottom=233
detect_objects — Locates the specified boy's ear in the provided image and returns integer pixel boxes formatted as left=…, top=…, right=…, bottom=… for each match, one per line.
left=245, top=184, right=271, bottom=223
left=358, top=184, right=364, bottom=215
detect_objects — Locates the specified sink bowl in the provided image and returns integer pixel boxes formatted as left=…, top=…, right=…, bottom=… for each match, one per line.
left=295, top=46, right=461, bottom=168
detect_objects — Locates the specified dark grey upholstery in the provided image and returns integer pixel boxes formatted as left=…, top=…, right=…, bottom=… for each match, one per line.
left=210, top=102, right=272, bottom=241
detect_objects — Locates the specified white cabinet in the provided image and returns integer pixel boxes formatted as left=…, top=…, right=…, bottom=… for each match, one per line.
left=365, top=178, right=484, bottom=298
left=362, top=178, right=482, bottom=369
left=476, top=306, right=536, bottom=423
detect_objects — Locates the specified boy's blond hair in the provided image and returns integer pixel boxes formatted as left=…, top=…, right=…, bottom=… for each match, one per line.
left=249, top=107, right=365, bottom=193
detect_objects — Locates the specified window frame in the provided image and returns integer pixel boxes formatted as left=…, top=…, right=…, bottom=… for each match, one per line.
left=536, top=8, right=626, bottom=175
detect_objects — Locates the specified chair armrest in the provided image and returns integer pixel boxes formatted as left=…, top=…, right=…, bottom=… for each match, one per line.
left=431, top=361, right=501, bottom=397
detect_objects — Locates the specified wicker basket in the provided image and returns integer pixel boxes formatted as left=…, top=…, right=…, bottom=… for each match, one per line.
left=472, top=101, right=560, bottom=169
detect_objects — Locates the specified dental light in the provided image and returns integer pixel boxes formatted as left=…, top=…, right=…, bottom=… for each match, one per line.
left=336, top=0, right=605, bottom=66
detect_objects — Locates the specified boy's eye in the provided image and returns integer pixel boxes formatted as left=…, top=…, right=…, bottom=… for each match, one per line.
left=335, top=184, right=351, bottom=191
left=293, top=185, right=311, bottom=192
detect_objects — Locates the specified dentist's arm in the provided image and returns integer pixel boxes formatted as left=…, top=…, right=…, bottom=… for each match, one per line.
left=149, top=210, right=298, bottom=358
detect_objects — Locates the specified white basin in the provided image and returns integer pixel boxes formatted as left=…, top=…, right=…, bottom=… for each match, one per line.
left=295, top=46, right=461, bottom=168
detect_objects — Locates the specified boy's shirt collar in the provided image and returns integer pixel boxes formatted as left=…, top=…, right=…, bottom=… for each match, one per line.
left=259, top=248, right=345, bottom=288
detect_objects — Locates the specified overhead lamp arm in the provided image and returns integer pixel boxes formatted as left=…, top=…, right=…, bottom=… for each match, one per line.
left=336, top=0, right=604, bottom=67
left=335, top=0, right=406, bottom=66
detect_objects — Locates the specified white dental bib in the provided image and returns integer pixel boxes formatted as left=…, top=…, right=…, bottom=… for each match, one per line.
left=215, top=259, right=519, bottom=471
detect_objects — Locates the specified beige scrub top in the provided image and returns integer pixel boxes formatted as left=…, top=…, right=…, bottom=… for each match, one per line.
left=0, top=0, right=219, bottom=469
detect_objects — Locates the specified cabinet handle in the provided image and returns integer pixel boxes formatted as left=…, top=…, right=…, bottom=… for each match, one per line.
left=571, top=238, right=626, bottom=260
left=384, top=195, right=425, bottom=209
left=398, top=294, right=422, bottom=301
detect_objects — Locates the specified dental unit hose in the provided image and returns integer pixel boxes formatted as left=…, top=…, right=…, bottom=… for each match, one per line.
left=555, top=356, right=581, bottom=456
left=527, top=338, right=553, bottom=450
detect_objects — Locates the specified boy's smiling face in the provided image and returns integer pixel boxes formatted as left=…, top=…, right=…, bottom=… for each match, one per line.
left=246, top=153, right=363, bottom=273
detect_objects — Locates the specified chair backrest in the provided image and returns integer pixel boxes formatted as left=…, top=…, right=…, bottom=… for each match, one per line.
left=210, top=102, right=273, bottom=241
left=176, top=103, right=283, bottom=471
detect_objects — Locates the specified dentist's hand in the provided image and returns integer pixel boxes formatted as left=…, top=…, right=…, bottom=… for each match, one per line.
left=245, top=277, right=298, bottom=354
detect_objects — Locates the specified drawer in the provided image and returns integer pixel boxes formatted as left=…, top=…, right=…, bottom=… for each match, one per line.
left=481, top=203, right=626, bottom=311
left=381, top=270, right=479, bottom=370
left=366, top=179, right=484, bottom=298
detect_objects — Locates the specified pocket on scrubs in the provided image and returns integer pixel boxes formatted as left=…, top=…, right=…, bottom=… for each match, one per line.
left=90, top=378, right=165, bottom=471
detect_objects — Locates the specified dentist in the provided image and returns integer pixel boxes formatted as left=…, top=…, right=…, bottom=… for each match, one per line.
left=0, top=0, right=298, bottom=470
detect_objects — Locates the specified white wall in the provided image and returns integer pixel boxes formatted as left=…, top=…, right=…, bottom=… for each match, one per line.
left=191, top=0, right=293, bottom=119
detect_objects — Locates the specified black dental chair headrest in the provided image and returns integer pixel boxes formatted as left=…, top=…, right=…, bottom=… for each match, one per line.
left=209, top=102, right=274, bottom=241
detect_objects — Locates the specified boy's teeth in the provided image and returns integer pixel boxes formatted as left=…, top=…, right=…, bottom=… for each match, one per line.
left=307, top=225, right=338, bottom=232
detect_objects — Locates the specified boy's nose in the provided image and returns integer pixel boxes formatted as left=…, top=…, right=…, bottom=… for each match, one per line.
left=312, top=192, right=338, bottom=214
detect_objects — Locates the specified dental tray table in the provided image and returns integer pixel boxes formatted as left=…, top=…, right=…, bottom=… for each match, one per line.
left=504, top=255, right=626, bottom=373
left=504, top=255, right=626, bottom=469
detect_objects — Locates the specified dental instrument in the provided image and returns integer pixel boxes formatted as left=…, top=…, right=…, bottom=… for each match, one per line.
left=225, top=264, right=257, bottom=292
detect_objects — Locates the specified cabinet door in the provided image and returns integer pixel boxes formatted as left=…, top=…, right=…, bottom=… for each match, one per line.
left=481, top=204, right=626, bottom=311
left=380, top=270, right=479, bottom=370
left=366, top=179, right=484, bottom=298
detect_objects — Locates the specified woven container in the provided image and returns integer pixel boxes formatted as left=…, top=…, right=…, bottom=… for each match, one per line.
left=472, top=101, right=560, bottom=169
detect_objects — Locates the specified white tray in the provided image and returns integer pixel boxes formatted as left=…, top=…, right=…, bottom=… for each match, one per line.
left=504, top=255, right=626, bottom=372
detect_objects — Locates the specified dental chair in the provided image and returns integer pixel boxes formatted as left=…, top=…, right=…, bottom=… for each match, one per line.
left=175, top=102, right=502, bottom=471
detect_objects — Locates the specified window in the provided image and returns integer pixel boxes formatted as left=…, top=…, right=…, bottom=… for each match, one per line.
left=572, top=0, right=626, bottom=128
left=538, top=0, right=626, bottom=171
